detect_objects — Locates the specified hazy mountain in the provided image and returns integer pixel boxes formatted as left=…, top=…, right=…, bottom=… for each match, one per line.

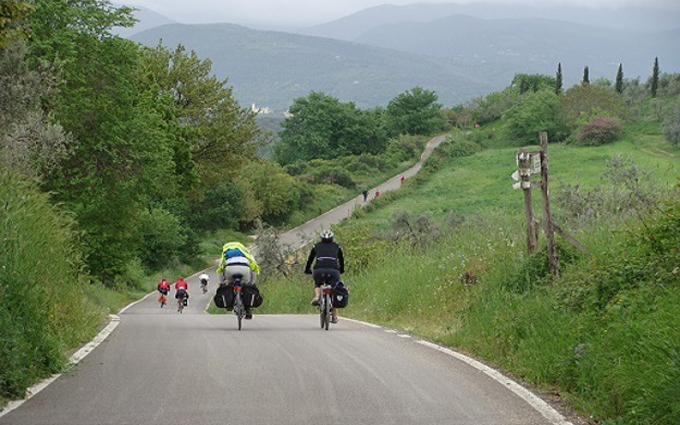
left=298, top=3, right=680, bottom=41
left=112, top=4, right=176, bottom=38
left=353, top=15, right=680, bottom=84
left=131, top=23, right=495, bottom=110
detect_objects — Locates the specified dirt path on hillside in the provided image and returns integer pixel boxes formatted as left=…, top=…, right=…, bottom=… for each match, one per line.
left=275, top=134, right=447, bottom=251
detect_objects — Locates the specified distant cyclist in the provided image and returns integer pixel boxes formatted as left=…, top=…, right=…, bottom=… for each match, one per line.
left=305, top=230, right=344, bottom=323
left=199, top=273, right=210, bottom=293
left=174, top=277, right=188, bottom=307
left=157, top=279, right=170, bottom=307
left=175, top=286, right=189, bottom=311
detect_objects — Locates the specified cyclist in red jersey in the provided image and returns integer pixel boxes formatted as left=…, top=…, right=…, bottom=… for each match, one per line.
left=175, top=278, right=188, bottom=291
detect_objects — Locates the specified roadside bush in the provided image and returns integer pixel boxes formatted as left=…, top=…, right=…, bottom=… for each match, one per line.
left=302, top=164, right=355, bottom=188
left=553, top=156, right=666, bottom=229
left=137, top=207, right=188, bottom=270
left=385, top=134, right=427, bottom=163
left=387, top=211, right=440, bottom=247
left=424, top=136, right=483, bottom=173
left=503, top=90, right=567, bottom=142
left=576, top=116, right=622, bottom=146
left=0, top=172, right=100, bottom=399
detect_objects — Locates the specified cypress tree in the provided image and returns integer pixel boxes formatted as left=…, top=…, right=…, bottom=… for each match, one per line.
left=651, top=57, right=659, bottom=98
left=555, top=63, right=563, bottom=95
left=615, top=63, right=624, bottom=94
left=583, top=66, right=590, bottom=84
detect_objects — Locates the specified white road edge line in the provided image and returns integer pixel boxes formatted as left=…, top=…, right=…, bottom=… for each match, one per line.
left=0, top=314, right=121, bottom=419
left=340, top=317, right=572, bottom=425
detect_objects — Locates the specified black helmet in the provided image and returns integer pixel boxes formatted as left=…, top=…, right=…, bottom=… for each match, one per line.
left=320, top=230, right=334, bottom=241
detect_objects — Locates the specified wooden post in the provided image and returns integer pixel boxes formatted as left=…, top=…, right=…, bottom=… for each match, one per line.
left=518, top=149, right=537, bottom=254
left=539, top=132, right=559, bottom=275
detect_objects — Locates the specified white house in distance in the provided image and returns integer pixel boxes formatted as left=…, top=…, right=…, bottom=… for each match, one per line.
left=251, top=103, right=273, bottom=115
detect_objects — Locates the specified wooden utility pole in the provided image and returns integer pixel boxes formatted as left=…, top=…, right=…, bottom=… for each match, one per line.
left=517, top=149, right=537, bottom=254
left=539, top=132, right=559, bottom=275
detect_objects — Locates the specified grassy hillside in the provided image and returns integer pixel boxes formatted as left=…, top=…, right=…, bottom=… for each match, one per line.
left=255, top=119, right=680, bottom=424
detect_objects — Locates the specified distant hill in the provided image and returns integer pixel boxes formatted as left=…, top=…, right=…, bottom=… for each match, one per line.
left=353, top=15, right=680, bottom=85
left=131, top=23, right=495, bottom=110
left=112, top=3, right=176, bottom=38
left=299, top=3, right=680, bottom=41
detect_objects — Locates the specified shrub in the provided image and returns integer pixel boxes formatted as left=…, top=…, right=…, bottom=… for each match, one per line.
left=0, top=172, right=100, bottom=398
left=663, top=102, right=680, bottom=146
left=576, top=116, right=622, bottom=146
left=562, top=84, right=628, bottom=127
left=137, top=207, right=188, bottom=270
left=503, top=90, right=568, bottom=142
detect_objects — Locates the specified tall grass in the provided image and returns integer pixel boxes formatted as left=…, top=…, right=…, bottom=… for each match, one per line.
left=0, top=173, right=101, bottom=399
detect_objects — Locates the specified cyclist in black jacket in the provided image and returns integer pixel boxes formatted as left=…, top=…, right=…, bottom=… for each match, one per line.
left=305, top=230, right=344, bottom=321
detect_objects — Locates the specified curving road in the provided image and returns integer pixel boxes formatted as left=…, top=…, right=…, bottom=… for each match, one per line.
left=0, top=134, right=571, bottom=425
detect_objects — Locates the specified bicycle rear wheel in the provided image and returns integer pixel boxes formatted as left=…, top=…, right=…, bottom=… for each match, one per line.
left=324, top=293, right=331, bottom=331
left=235, top=292, right=243, bottom=330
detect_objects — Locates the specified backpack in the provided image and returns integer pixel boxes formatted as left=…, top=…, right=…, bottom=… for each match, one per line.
left=243, top=285, right=263, bottom=308
left=225, top=248, right=245, bottom=259
left=214, top=285, right=236, bottom=309
left=332, top=281, right=349, bottom=308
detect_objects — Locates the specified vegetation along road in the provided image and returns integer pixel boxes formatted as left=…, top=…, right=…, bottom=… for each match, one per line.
left=0, top=134, right=571, bottom=425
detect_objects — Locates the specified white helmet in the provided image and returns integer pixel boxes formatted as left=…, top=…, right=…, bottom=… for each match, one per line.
left=320, top=230, right=334, bottom=241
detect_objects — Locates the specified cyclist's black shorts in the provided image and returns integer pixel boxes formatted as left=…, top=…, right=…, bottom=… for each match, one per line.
left=312, top=268, right=340, bottom=287
left=158, top=288, right=168, bottom=295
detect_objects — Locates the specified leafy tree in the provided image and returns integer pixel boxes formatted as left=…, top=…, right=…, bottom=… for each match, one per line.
left=0, top=42, right=68, bottom=178
left=583, top=66, right=590, bottom=84
left=651, top=57, right=659, bottom=98
left=386, top=86, right=442, bottom=136
left=511, top=74, right=556, bottom=94
left=562, top=84, right=629, bottom=128
left=0, top=0, right=34, bottom=47
left=191, top=178, right=245, bottom=231
left=503, top=90, right=567, bottom=142
left=276, top=92, right=388, bottom=164
left=555, top=63, right=563, bottom=95
left=236, top=160, right=300, bottom=225
left=615, top=64, right=624, bottom=94
left=466, top=88, right=521, bottom=125
left=136, top=207, right=188, bottom=269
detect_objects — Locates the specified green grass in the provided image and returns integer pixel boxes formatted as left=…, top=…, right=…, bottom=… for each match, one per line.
left=353, top=134, right=679, bottom=229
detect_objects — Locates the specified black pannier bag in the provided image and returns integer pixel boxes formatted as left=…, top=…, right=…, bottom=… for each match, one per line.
left=214, top=285, right=235, bottom=309
left=243, top=285, right=263, bottom=308
left=332, top=282, right=349, bottom=308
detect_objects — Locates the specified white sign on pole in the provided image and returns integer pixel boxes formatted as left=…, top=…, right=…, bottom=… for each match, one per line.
left=511, top=170, right=520, bottom=181
left=531, top=154, right=541, bottom=174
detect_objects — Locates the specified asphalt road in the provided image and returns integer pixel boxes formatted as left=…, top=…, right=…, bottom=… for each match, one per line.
left=1, top=134, right=566, bottom=425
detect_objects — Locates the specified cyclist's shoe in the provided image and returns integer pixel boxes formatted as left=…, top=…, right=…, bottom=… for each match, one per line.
left=245, top=310, right=253, bottom=320
left=310, top=296, right=320, bottom=306
left=331, top=315, right=338, bottom=324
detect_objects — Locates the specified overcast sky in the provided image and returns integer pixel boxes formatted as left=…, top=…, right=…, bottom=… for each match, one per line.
left=126, top=0, right=680, bottom=28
